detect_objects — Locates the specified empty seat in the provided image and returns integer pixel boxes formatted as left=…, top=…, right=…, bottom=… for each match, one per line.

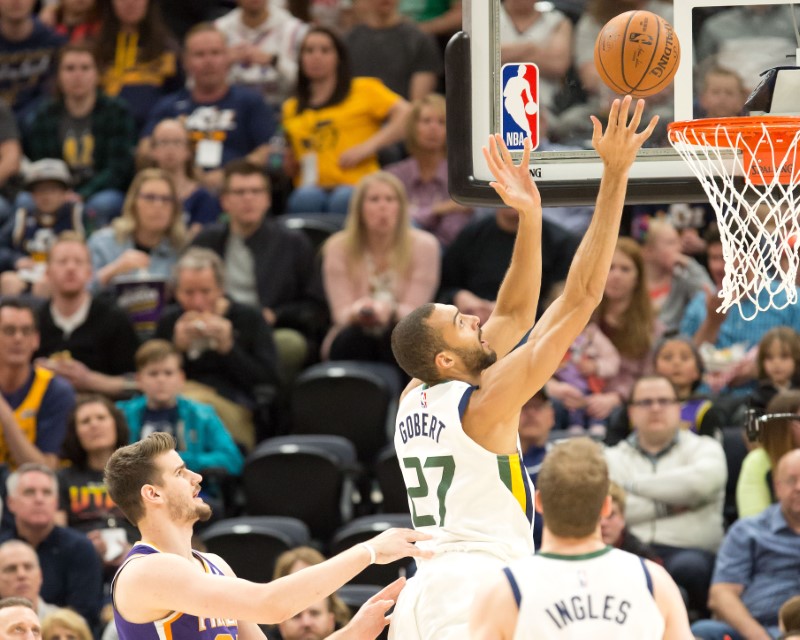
left=330, top=514, right=414, bottom=586
left=198, top=515, right=310, bottom=583
left=373, top=444, right=409, bottom=514
left=278, top=212, right=346, bottom=252
left=243, top=434, right=360, bottom=541
left=290, top=361, right=403, bottom=464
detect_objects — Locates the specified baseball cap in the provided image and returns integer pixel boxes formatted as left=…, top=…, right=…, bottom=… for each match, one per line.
left=24, top=158, right=72, bottom=188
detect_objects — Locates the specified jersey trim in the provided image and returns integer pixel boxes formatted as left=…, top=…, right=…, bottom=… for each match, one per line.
left=503, top=566, right=522, bottom=609
left=537, top=545, right=613, bottom=561
left=497, top=453, right=534, bottom=525
left=639, top=557, right=654, bottom=596
left=457, top=385, right=476, bottom=419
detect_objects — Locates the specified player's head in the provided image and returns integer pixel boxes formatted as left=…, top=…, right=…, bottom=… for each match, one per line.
left=105, top=433, right=211, bottom=526
left=391, top=303, right=497, bottom=383
left=536, top=438, right=610, bottom=538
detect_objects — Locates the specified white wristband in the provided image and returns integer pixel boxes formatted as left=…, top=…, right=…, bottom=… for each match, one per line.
left=360, top=542, right=376, bottom=565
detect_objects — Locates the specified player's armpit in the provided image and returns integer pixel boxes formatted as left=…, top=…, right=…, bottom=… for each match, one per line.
left=647, top=561, right=693, bottom=640
left=468, top=571, right=517, bottom=640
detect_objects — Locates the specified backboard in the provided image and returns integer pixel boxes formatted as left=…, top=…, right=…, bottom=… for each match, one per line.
left=448, top=0, right=800, bottom=207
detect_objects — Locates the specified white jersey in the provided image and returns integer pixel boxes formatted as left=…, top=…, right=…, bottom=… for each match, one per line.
left=506, top=547, right=664, bottom=640
left=394, top=381, right=535, bottom=564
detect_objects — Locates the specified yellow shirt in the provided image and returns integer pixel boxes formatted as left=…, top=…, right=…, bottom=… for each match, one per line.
left=282, top=77, right=402, bottom=188
left=0, top=367, right=54, bottom=468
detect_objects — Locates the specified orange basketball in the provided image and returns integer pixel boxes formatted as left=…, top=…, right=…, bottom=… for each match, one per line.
left=594, top=10, right=680, bottom=98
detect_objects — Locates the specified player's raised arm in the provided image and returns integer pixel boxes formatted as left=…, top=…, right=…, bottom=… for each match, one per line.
left=478, top=134, right=543, bottom=359
left=469, top=96, right=658, bottom=424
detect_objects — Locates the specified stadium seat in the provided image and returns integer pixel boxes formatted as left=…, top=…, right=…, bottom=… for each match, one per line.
left=198, top=515, right=310, bottom=583
left=278, top=213, right=346, bottom=252
left=242, top=434, right=361, bottom=541
left=289, top=361, right=403, bottom=464
left=372, top=444, right=410, bottom=514
left=330, top=514, right=414, bottom=586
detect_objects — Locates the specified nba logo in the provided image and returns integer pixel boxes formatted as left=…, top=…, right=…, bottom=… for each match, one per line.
left=501, top=63, right=540, bottom=151
left=420, top=390, right=428, bottom=409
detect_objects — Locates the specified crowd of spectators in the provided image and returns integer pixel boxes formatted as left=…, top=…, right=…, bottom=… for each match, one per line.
left=0, top=1, right=798, bottom=639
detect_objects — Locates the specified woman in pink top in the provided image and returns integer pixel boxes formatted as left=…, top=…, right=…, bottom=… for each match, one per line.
left=321, top=171, right=440, bottom=365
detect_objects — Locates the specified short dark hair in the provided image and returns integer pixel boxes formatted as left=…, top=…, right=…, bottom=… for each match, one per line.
left=222, top=159, right=271, bottom=195
left=0, top=299, right=39, bottom=331
left=61, top=395, right=130, bottom=469
left=628, top=374, right=678, bottom=402
left=105, top=433, right=176, bottom=525
left=391, top=303, right=446, bottom=383
left=538, top=438, right=609, bottom=537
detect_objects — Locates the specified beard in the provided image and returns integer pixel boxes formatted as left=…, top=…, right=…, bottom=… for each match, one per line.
left=455, top=343, right=497, bottom=376
left=169, top=496, right=213, bottom=523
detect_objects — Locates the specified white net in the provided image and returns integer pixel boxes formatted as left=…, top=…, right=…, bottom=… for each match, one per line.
left=668, top=118, right=800, bottom=319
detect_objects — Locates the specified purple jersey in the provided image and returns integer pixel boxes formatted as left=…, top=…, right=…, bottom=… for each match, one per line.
left=112, top=543, right=239, bottom=640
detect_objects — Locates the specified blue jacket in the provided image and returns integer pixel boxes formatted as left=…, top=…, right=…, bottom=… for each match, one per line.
left=118, top=395, right=243, bottom=476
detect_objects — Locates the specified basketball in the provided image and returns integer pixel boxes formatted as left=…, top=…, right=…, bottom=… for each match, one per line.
left=594, top=10, right=680, bottom=98
left=525, top=101, right=537, bottom=115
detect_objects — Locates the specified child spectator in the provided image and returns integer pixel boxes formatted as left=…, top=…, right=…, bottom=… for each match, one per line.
left=600, top=481, right=661, bottom=564
left=0, top=159, right=84, bottom=297
left=553, top=321, right=620, bottom=437
left=748, top=326, right=800, bottom=414
left=117, top=339, right=244, bottom=477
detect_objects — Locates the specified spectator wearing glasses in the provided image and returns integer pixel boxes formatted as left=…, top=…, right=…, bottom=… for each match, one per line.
left=605, top=374, right=727, bottom=618
left=87, top=168, right=187, bottom=292
left=0, top=300, right=74, bottom=470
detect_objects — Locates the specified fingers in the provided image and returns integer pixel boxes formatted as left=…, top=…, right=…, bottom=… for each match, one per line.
left=589, top=115, right=602, bottom=148
left=639, top=114, right=660, bottom=141
left=607, top=98, right=621, bottom=129
left=368, top=577, right=405, bottom=604
left=627, top=98, right=645, bottom=131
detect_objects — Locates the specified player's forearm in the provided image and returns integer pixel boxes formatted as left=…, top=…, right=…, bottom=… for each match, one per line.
left=562, top=169, right=629, bottom=303
left=493, top=209, right=542, bottom=321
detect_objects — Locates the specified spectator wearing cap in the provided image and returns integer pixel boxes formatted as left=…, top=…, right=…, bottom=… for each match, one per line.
left=23, top=41, right=136, bottom=229
left=0, top=159, right=84, bottom=298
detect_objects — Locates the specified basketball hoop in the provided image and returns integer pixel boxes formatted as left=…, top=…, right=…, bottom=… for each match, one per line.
left=668, top=116, right=800, bottom=319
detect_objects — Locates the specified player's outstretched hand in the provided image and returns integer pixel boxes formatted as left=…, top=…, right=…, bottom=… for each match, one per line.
left=335, top=578, right=406, bottom=640
left=482, top=134, right=541, bottom=216
left=366, top=527, right=434, bottom=564
left=590, top=95, right=658, bottom=173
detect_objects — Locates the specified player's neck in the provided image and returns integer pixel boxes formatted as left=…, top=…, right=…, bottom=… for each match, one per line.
left=138, top=518, right=196, bottom=560
left=540, top=529, right=606, bottom=557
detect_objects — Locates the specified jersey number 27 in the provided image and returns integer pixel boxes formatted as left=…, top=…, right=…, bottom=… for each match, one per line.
left=402, top=455, right=455, bottom=527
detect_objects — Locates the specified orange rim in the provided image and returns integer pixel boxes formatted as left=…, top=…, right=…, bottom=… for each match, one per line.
left=668, top=116, right=800, bottom=185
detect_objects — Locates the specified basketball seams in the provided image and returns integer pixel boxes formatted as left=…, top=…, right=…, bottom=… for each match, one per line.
left=594, top=9, right=679, bottom=98
left=629, top=12, right=662, bottom=95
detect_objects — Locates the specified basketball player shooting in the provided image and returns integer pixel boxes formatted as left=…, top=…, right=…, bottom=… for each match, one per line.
left=469, top=438, right=691, bottom=640
left=106, top=433, right=433, bottom=640
left=388, top=95, right=658, bottom=640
